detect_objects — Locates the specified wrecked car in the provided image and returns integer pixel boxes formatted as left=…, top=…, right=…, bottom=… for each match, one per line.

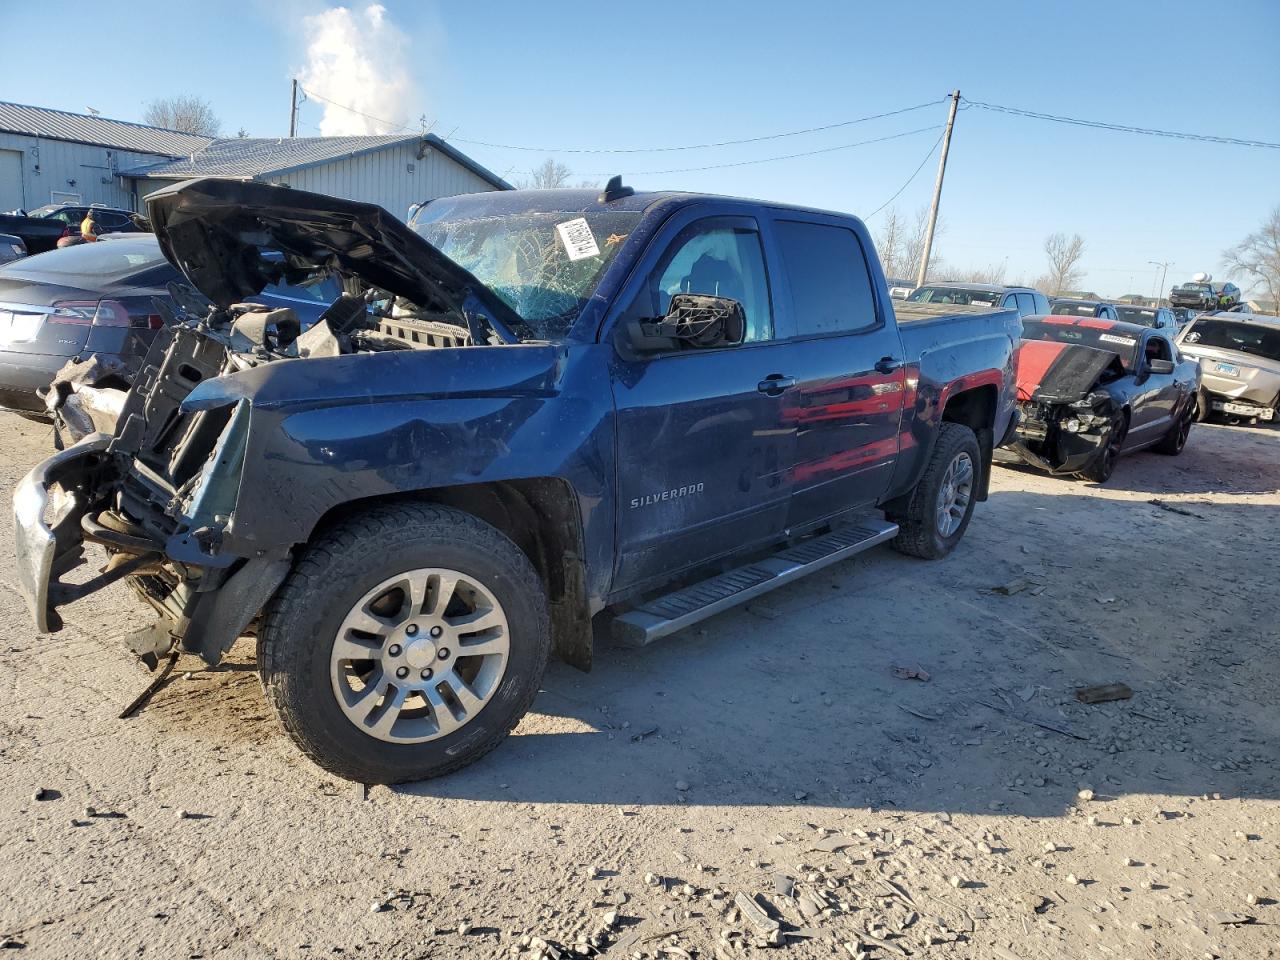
left=0, top=235, right=343, bottom=416
left=15, top=176, right=1022, bottom=784
left=995, top=315, right=1200, bottom=482
left=1175, top=311, right=1280, bottom=423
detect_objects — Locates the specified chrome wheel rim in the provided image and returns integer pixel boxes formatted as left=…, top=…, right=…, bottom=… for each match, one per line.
left=329, top=568, right=510, bottom=744
left=935, top=451, right=974, bottom=538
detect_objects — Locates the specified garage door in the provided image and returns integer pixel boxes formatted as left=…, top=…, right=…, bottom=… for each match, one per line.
left=0, top=149, right=24, bottom=212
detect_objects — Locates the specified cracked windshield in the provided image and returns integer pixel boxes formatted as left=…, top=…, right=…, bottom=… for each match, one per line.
left=413, top=205, right=642, bottom=339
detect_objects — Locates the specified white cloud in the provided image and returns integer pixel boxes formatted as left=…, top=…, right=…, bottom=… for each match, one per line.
left=300, top=4, right=420, bottom=136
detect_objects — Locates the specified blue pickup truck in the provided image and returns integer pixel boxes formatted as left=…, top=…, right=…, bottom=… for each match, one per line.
left=15, top=177, right=1020, bottom=783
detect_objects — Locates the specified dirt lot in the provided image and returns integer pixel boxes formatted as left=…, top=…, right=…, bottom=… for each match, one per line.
left=0, top=411, right=1277, bottom=960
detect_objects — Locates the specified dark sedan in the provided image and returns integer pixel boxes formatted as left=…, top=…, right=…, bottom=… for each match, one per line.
left=995, top=315, right=1200, bottom=482
left=0, top=235, right=341, bottom=414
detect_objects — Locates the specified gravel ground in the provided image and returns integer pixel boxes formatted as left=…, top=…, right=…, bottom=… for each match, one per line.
left=0, top=410, right=1277, bottom=960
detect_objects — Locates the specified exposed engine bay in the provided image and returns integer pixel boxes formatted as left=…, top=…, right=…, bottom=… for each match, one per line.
left=38, top=285, right=484, bottom=665
left=1000, top=339, right=1125, bottom=475
left=31, top=174, right=546, bottom=669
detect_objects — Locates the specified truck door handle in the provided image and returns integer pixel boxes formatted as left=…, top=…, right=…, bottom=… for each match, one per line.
left=757, top=374, right=797, bottom=396
left=875, top=356, right=905, bottom=374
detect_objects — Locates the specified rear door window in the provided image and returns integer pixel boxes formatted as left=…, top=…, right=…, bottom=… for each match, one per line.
left=774, top=220, right=877, bottom=336
left=1014, top=293, right=1035, bottom=316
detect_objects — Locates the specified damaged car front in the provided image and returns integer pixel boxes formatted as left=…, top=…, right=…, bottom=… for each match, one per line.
left=1176, top=312, right=1280, bottom=422
left=995, top=318, right=1132, bottom=479
left=13, top=176, right=638, bottom=670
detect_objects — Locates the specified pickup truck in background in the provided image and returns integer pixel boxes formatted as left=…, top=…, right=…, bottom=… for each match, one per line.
left=14, top=177, right=1021, bottom=783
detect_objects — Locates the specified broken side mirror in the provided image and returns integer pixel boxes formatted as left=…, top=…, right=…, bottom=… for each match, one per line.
left=1148, top=358, right=1175, bottom=375
left=626, top=293, right=747, bottom=353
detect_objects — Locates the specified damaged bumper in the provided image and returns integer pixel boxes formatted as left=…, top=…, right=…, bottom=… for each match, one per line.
left=994, top=399, right=1115, bottom=475
left=14, top=433, right=113, bottom=632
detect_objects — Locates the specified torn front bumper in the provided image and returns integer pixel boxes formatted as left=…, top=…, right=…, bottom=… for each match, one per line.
left=13, top=433, right=112, bottom=632
left=1202, top=390, right=1276, bottom=420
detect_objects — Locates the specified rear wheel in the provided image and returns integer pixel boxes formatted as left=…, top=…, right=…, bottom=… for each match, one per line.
left=1155, top=400, right=1194, bottom=455
left=890, top=422, right=981, bottom=560
left=258, top=503, right=550, bottom=784
left=1077, top=413, right=1128, bottom=483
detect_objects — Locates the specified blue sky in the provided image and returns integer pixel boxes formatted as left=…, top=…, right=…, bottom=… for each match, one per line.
left=3, top=0, right=1277, bottom=296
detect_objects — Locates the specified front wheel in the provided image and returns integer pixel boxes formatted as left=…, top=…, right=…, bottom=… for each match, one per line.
left=258, top=503, right=550, bottom=784
left=1076, top=413, right=1128, bottom=483
left=1194, top=390, right=1212, bottom=423
left=890, top=422, right=981, bottom=560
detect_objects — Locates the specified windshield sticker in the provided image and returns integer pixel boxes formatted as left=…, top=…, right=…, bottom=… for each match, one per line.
left=1099, top=334, right=1137, bottom=347
left=555, top=218, right=601, bottom=262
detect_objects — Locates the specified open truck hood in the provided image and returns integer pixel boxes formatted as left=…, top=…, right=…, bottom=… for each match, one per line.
left=1015, top=340, right=1122, bottom=404
left=145, top=177, right=524, bottom=337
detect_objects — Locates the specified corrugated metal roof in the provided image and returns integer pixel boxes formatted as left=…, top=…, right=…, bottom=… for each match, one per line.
left=123, top=134, right=512, bottom=190
left=124, top=135, right=417, bottom=177
left=0, top=101, right=213, bottom=156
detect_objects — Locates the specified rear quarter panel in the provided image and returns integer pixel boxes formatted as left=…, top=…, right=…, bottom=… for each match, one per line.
left=886, top=308, right=1021, bottom=499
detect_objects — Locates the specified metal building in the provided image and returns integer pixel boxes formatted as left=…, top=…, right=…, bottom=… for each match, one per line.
left=0, top=101, right=210, bottom=212
left=121, top=134, right=510, bottom=217
left=1, top=100, right=510, bottom=218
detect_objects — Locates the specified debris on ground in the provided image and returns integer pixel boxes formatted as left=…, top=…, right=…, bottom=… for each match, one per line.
left=1075, top=682, right=1133, bottom=704
left=892, top=664, right=931, bottom=682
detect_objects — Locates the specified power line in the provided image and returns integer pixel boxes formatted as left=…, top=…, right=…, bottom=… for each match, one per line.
left=863, top=131, right=945, bottom=220
left=450, top=100, right=947, bottom=154
left=963, top=98, right=1280, bottom=149
left=297, top=85, right=414, bottom=133
left=523, top=126, right=944, bottom=178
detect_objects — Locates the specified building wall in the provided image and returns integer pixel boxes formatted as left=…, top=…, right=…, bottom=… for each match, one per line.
left=277, top=142, right=500, bottom=219
left=0, top=132, right=177, bottom=211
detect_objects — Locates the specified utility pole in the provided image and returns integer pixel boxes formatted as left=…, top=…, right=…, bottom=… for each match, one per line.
left=915, top=89, right=960, bottom=290
left=289, top=79, right=299, bottom=138
left=1148, top=260, right=1173, bottom=306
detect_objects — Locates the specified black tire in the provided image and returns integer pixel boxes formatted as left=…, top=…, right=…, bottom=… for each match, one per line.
left=1155, top=400, right=1194, bottom=455
left=258, top=502, right=550, bottom=784
left=890, top=422, right=982, bottom=560
left=1076, top=413, right=1128, bottom=483
left=1194, top=390, right=1212, bottom=423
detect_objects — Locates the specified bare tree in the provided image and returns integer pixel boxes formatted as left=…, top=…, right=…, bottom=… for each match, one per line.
left=902, top=205, right=943, bottom=283
left=518, top=158, right=573, bottom=190
left=1223, top=206, right=1280, bottom=309
left=143, top=95, right=221, bottom=136
left=1043, top=233, right=1086, bottom=296
left=875, top=208, right=905, bottom=280
left=947, top=263, right=1008, bottom=285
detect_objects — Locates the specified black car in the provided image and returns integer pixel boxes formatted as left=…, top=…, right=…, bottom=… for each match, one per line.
left=0, top=232, right=27, bottom=265
left=1051, top=299, right=1180, bottom=331
left=0, top=203, right=143, bottom=254
left=1112, top=304, right=1180, bottom=330
left=996, top=316, right=1201, bottom=482
left=0, top=235, right=341, bottom=413
left=1049, top=298, right=1121, bottom=320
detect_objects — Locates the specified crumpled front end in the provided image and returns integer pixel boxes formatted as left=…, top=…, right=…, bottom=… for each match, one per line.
left=996, top=339, right=1123, bottom=475
left=14, top=318, right=297, bottom=667
left=997, top=391, right=1119, bottom=474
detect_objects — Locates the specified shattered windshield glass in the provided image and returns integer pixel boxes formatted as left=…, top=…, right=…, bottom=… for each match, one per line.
left=411, top=204, right=642, bottom=339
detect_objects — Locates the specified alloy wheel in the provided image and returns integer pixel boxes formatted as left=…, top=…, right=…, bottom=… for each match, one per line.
left=329, top=568, right=510, bottom=744
left=935, top=451, right=974, bottom=538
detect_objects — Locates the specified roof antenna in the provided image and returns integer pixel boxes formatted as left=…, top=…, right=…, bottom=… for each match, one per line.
left=599, top=175, right=633, bottom=203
